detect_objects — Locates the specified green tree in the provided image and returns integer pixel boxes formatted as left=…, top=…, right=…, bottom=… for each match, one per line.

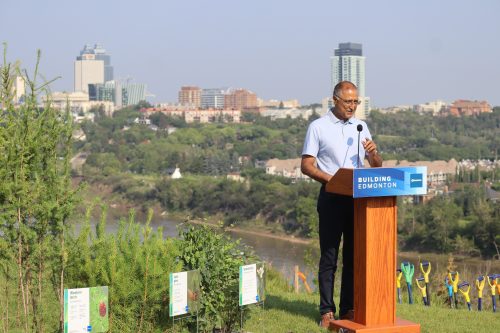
left=0, top=47, right=79, bottom=332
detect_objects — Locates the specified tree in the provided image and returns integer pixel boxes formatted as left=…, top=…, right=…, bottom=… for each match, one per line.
left=0, top=48, right=79, bottom=332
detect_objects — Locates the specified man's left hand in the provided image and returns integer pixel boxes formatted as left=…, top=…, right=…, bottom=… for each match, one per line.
left=362, top=138, right=378, bottom=155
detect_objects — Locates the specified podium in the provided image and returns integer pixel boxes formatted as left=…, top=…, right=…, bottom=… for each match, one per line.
left=325, top=167, right=427, bottom=333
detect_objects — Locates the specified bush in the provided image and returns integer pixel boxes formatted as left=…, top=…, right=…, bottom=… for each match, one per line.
left=177, top=224, right=258, bottom=332
left=65, top=208, right=182, bottom=332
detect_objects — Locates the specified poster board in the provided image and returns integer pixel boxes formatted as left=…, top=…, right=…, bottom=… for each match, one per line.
left=64, top=286, right=109, bottom=333
left=239, top=262, right=265, bottom=306
left=169, top=269, right=201, bottom=317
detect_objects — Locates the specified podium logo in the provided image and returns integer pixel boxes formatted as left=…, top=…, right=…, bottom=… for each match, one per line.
left=410, top=173, right=423, bottom=188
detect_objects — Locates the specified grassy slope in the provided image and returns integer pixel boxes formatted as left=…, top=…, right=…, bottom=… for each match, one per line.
left=244, top=288, right=500, bottom=333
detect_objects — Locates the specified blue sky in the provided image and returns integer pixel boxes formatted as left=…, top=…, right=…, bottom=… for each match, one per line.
left=2, top=0, right=499, bottom=107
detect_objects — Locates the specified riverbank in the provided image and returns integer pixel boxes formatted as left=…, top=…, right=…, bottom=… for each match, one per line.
left=78, top=181, right=500, bottom=271
left=185, top=217, right=312, bottom=245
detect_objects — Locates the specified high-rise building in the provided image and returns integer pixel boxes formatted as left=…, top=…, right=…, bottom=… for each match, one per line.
left=78, top=44, right=114, bottom=82
left=201, top=88, right=227, bottom=109
left=14, top=76, right=25, bottom=104
left=88, top=81, right=115, bottom=103
left=89, top=80, right=146, bottom=107
left=178, top=86, right=201, bottom=107
left=74, top=53, right=104, bottom=93
left=224, top=89, right=257, bottom=110
left=330, top=42, right=370, bottom=119
left=122, top=82, right=147, bottom=106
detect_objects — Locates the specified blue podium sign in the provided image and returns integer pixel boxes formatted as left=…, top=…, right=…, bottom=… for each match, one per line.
left=353, top=167, right=427, bottom=198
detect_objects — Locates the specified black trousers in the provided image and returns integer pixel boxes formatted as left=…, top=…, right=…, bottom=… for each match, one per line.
left=317, top=185, right=354, bottom=316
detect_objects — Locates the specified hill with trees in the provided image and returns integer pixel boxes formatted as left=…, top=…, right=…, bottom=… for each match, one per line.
left=75, top=106, right=500, bottom=258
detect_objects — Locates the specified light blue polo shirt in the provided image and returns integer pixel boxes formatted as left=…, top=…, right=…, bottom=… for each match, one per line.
left=302, top=110, right=372, bottom=176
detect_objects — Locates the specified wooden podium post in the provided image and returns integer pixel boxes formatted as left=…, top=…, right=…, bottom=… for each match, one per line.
left=325, top=168, right=420, bottom=333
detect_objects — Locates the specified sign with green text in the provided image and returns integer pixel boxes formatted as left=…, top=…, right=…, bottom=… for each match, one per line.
left=64, top=286, right=109, bottom=333
left=239, top=263, right=265, bottom=306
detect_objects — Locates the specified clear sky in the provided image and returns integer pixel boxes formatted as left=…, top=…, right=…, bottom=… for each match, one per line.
left=2, top=0, right=499, bottom=107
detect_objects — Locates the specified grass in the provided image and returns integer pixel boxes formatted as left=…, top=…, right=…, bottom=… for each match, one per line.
left=242, top=269, right=500, bottom=333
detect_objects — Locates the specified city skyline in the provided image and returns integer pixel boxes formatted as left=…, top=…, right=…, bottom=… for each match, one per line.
left=2, top=0, right=500, bottom=107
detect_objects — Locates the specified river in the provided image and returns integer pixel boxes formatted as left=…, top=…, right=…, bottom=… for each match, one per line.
left=83, top=217, right=500, bottom=290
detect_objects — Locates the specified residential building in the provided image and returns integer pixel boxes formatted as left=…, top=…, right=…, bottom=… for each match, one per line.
left=178, top=86, right=201, bottom=107
left=458, top=159, right=500, bottom=172
left=383, top=159, right=458, bottom=187
left=201, top=88, right=227, bottom=109
left=265, top=158, right=310, bottom=181
left=227, top=172, right=245, bottom=182
left=447, top=100, right=492, bottom=116
left=224, top=88, right=257, bottom=110
left=413, top=100, right=448, bottom=115
left=330, top=42, right=370, bottom=119
left=376, top=105, right=413, bottom=114
left=140, top=106, right=240, bottom=123
left=258, top=99, right=300, bottom=108
left=260, top=107, right=313, bottom=120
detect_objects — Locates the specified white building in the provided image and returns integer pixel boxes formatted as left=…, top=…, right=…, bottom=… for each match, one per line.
left=201, top=88, right=227, bottom=109
left=14, top=76, right=25, bottom=103
left=413, top=100, right=448, bottom=115
left=141, top=106, right=240, bottom=123
left=258, top=99, right=301, bottom=108
left=74, top=53, right=104, bottom=93
left=42, top=91, right=114, bottom=121
left=330, top=42, right=370, bottom=119
left=260, top=108, right=313, bottom=120
left=265, top=158, right=310, bottom=181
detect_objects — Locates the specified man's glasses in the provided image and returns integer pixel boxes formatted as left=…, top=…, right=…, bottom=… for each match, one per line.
left=334, top=95, right=362, bottom=106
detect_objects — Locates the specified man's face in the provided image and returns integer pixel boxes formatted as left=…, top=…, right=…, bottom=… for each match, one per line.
left=333, top=88, right=359, bottom=121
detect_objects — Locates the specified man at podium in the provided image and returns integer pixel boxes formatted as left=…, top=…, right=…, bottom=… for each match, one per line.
left=301, top=81, right=382, bottom=328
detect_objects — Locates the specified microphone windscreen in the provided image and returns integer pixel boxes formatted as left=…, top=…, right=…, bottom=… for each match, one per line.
left=357, top=124, right=363, bottom=132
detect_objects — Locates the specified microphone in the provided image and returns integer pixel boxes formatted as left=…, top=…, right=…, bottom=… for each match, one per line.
left=357, top=124, right=363, bottom=168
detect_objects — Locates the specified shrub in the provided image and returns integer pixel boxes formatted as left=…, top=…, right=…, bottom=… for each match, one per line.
left=177, top=224, right=258, bottom=332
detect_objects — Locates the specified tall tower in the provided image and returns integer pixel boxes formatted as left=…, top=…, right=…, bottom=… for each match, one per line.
left=75, top=44, right=114, bottom=93
left=330, top=42, right=370, bottom=119
left=92, top=44, right=114, bottom=82
left=74, top=52, right=104, bottom=93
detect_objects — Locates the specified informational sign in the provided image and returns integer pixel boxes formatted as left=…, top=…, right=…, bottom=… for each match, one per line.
left=170, top=271, right=188, bottom=316
left=169, top=270, right=201, bottom=317
left=353, top=166, right=427, bottom=198
left=64, top=286, right=109, bottom=333
left=239, top=263, right=265, bottom=306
